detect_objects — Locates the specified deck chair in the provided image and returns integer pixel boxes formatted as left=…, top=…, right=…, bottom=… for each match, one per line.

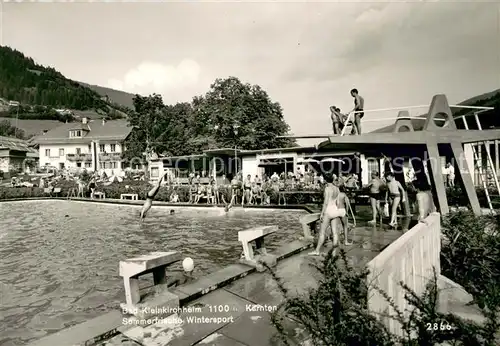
left=53, top=187, right=61, bottom=197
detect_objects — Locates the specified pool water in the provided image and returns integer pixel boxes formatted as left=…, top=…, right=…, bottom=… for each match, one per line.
left=0, top=200, right=307, bottom=345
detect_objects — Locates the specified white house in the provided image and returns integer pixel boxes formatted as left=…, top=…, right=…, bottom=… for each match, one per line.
left=35, top=117, right=133, bottom=176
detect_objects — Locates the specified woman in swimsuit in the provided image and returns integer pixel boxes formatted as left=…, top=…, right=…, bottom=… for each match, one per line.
left=309, top=174, right=349, bottom=256
left=384, top=172, right=405, bottom=227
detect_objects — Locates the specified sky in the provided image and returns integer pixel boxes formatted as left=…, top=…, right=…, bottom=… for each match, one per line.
left=1, top=0, right=499, bottom=146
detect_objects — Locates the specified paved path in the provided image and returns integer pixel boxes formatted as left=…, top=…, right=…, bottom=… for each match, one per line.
left=99, top=224, right=403, bottom=346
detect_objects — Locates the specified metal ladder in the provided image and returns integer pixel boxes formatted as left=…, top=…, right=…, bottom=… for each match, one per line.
left=340, top=112, right=357, bottom=136
left=461, top=113, right=500, bottom=211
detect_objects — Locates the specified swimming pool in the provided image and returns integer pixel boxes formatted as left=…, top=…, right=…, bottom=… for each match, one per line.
left=0, top=200, right=307, bottom=345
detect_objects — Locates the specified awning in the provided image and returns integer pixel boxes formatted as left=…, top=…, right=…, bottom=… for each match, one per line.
left=297, top=158, right=320, bottom=163
left=258, top=158, right=294, bottom=167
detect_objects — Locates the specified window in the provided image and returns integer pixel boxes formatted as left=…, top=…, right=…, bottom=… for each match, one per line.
left=367, top=158, right=379, bottom=177
left=76, top=162, right=82, bottom=167
left=110, top=144, right=116, bottom=152
left=100, top=162, right=106, bottom=169
left=85, top=162, right=91, bottom=168
left=59, top=148, right=64, bottom=156
left=88, top=144, right=92, bottom=152
left=151, top=167, right=159, bottom=178
left=45, top=149, right=50, bottom=157
left=109, top=162, right=117, bottom=169
left=76, top=148, right=81, bottom=155
left=69, top=130, right=82, bottom=138
left=99, top=144, right=105, bottom=152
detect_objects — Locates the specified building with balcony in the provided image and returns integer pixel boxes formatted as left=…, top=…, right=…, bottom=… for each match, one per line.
left=35, top=118, right=133, bottom=176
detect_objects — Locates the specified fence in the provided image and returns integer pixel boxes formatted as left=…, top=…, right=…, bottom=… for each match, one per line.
left=366, top=212, right=441, bottom=335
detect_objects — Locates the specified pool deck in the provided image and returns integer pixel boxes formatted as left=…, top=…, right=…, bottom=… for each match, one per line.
left=0, top=196, right=318, bottom=213
left=27, top=212, right=405, bottom=346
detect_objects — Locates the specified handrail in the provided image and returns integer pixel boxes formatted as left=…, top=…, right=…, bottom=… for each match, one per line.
left=281, top=105, right=495, bottom=138
left=351, top=104, right=494, bottom=114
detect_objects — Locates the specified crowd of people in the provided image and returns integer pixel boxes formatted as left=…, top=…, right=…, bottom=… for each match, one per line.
left=311, top=169, right=436, bottom=256
left=176, top=170, right=361, bottom=206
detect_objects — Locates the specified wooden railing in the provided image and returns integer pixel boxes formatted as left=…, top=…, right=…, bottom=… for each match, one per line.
left=366, top=212, right=441, bottom=336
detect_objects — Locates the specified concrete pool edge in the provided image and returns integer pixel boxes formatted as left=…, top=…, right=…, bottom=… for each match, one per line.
left=15, top=199, right=316, bottom=346
left=0, top=197, right=318, bottom=213
left=27, top=240, right=314, bottom=346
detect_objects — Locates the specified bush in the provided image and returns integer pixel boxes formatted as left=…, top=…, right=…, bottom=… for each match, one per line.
left=441, top=211, right=500, bottom=313
left=446, top=186, right=500, bottom=208
left=270, top=247, right=499, bottom=346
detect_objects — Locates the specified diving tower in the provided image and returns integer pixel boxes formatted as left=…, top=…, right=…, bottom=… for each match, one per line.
left=280, top=95, right=498, bottom=216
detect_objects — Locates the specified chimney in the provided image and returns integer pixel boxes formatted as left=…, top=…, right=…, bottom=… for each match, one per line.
left=82, top=117, right=88, bottom=124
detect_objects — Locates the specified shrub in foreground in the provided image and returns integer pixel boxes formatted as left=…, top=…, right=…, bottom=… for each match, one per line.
left=270, top=247, right=499, bottom=345
left=440, top=210, right=500, bottom=332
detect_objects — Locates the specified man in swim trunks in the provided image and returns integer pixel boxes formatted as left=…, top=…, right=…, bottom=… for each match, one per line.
left=309, top=174, right=350, bottom=256
left=366, top=171, right=383, bottom=224
left=242, top=174, right=252, bottom=206
left=384, top=172, right=405, bottom=227
left=225, top=175, right=240, bottom=211
left=140, top=173, right=167, bottom=219
left=350, top=88, right=364, bottom=135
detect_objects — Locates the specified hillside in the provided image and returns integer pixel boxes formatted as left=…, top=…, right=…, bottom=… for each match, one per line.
left=79, top=82, right=136, bottom=109
left=0, top=46, right=136, bottom=119
left=0, top=46, right=110, bottom=111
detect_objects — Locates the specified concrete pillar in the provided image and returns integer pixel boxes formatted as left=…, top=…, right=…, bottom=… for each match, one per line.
left=91, top=140, right=100, bottom=173
left=426, top=142, right=449, bottom=215
left=464, top=143, right=475, bottom=185
left=360, top=154, right=369, bottom=185
left=451, top=141, right=481, bottom=216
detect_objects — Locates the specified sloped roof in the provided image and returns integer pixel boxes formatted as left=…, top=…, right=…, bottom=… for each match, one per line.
left=35, top=119, right=132, bottom=144
left=0, top=135, right=31, bottom=152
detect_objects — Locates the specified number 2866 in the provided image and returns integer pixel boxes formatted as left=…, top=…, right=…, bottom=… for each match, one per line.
left=426, top=322, right=453, bottom=331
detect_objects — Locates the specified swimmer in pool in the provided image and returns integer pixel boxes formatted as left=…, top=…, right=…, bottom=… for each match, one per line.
left=140, top=173, right=166, bottom=219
